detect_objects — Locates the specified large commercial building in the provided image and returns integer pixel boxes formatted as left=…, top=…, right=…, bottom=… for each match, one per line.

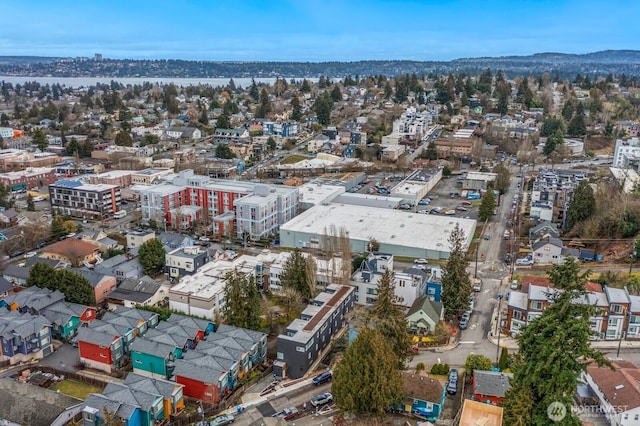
left=279, top=203, right=476, bottom=259
left=49, top=180, right=122, bottom=219
left=0, top=167, right=57, bottom=191
left=390, top=168, right=442, bottom=204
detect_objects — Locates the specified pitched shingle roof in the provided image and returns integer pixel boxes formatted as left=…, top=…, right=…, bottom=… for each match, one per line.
left=473, top=370, right=513, bottom=398
left=124, top=372, right=182, bottom=399
left=77, top=327, right=119, bottom=348
left=172, top=359, right=225, bottom=383
left=102, top=382, right=160, bottom=412
left=0, top=310, right=50, bottom=339
left=401, top=372, right=444, bottom=404
left=44, top=239, right=99, bottom=258
left=129, top=338, right=176, bottom=358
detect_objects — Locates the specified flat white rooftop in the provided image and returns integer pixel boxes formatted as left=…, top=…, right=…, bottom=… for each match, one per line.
left=465, top=171, right=497, bottom=181
left=298, top=183, right=344, bottom=205
left=281, top=204, right=476, bottom=252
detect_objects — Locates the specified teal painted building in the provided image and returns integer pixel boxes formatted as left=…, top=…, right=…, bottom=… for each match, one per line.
left=130, top=339, right=181, bottom=379
left=393, top=373, right=446, bottom=421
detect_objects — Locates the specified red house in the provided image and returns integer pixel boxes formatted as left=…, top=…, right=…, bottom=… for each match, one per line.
left=472, top=370, right=513, bottom=405
left=172, top=360, right=226, bottom=403
left=76, top=327, right=125, bottom=373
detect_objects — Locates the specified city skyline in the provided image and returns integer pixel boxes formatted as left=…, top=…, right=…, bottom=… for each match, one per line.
left=2, top=0, right=638, bottom=62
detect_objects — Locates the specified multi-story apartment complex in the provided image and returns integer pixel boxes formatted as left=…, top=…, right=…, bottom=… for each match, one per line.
left=49, top=180, right=122, bottom=219
left=165, top=246, right=210, bottom=278
left=613, top=138, right=640, bottom=169
left=88, top=170, right=134, bottom=188
left=276, top=284, right=355, bottom=379
left=530, top=167, right=588, bottom=226
left=138, top=170, right=299, bottom=239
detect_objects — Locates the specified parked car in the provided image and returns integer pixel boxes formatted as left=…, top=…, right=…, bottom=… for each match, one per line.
left=456, top=206, right=468, bottom=211
left=462, top=200, right=473, bottom=206
left=418, top=209, right=428, bottom=214
left=273, top=407, right=299, bottom=420
left=414, top=258, right=428, bottom=264
left=444, top=209, right=456, bottom=215
left=312, top=371, right=332, bottom=385
left=459, top=316, right=469, bottom=330
left=210, top=414, right=235, bottom=426
left=472, top=279, right=482, bottom=292
left=449, top=369, right=459, bottom=383
left=447, top=378, right=458, bottom=395
left=418, top=199, right=429, bottom=206
left=504, top=254, right=512, bottom=264
left=310, top=392, right=333, bottom=407
left=484, top=234, right=491, bottom=240
left=510, top=280, right=519, bottom=290
left=516, top=257, right=534, bottom=266
left=23, top=251, right=37, bottom=259
left=199, top=236, right=211, bottom=242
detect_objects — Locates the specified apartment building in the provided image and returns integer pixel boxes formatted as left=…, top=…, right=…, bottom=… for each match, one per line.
left=88, top=170, right=134, bottom=188
left=48, top=179, right=122, bottom=219
left=138, top=171, right=299, bottom=239
left=131, top=168, right=174, bottom=185
left=613, top=138, right=640, bottom=169
left=276, top=284, right=355, bottom=379
left=506, top=277, right=640, bottom=340
left=165, top=246, right=210, bottom=278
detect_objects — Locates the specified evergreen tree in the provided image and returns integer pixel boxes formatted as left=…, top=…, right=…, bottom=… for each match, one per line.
left=221, top=269, right=261, bottom=330
left=496, top=92, right=509, bottom=115
left=540, top=116, right=566, bottom=137
left=266, top=136, right=277, bottom=151
left=498, top=346, right=510, bottom=370
left=256, top=88, right=271, bottom=118
left=27, top=264, right=95, bottom=305
left=290, top=96, right=302, bottom=121
left=441, top=224, right=472, bottom=315
left=114, top=131, right=133, bottom=147
left=384, top=80, right=393, bottom=99
left=215, top=112, right=231, bottom=130
left=301, top=79, right=312, bottom=93
left=366, top=269, right=412, bottom=368
left=26, top=193, right=35, bottom=211
left=313, top=92, right=333, bottom=125
left=493, top=163, right=510, bottom=194
left=279, top=248, right=315, bottom=298
left=138, top=238, right=166, bottom=276
left=215, top=144, right=236, bottom=159
left=478, top=188, right=496, bottom=221
left=249, top=78, right=259, bottom=101
left=331, top=328, right=403, bottom=415
left=566, top=180, right=595, bottom=230
left=330, top=85, right=342, bottom=102
left=32, top=128, right=48, bottom=152
left=423, top=141, right=438, bottom=160
left=567, top=101, right=586, bottom=136
left=503, top=259, right=610, bottom=425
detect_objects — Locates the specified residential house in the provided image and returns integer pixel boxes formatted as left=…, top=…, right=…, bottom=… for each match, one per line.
left=583, top=360, right=640, bottom=426
left=604, top=286, right=631, bottom=340
left=100, top=382, right=165, bottom=426
left=187, top=340, right=241, bottom=389
left=124, top=372, right=185, bottom=419
left=130, top=338, right=181, bottom=379
left=276, top=284, right=354, bottom=379
left=0, top=310, right=53, bottom=364
left=42, top=239, right=101, bottom=267
left=166, top=127, right=202, bottom=141
left=89, top=319, right=137, bottom=353
left=350, top=252, right=426, bottom=308
left=165, top=246, right=209, bottom=278
left=394, top=372, right=446, bottom=420
left=73, top=268, right=117, bottom=305
left=82, top=393, right=141, bottom=426
left=126, top=231, right=156, bottom=256
left=0, top=286, right=65, bottom=314
left=102, top=308, right=157, bottom=337
left=172, top=359, right=228, bottom=404
left=528, top=221, right=559, bottom=241
left=472, top=371, right=513, bottom=405
left=215, top=324, right=267, bottom=367
left=0, top=276, right=18, bottom=299
left=40, top=300, right=97, bottom=340
left=78, top=229, right=119, bottom=253
left=95, top=255, right=144, bottom=283
left=2, top=264, right=30, bottom=287
left=213, top=128, right=250, bottom=144
left=157, top=232, right=194, bottom=251
left=76, top=327, right=125, bottom=373
left=0, top=209, right=19, bottom=228
left=406, top=295, right=444, bottom=336
left=459, top=400, right=504, bottom=426
left=531, top=237, right=565, bottom=265
left=627, top=293, right=640, bottom=339
left=107, top=276, right=168, bottom=309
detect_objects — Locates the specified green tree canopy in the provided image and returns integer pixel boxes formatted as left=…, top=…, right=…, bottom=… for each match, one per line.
left=478, top=188, right=496, bottom=222
left=249, top=78, right=259, bottom=101
left=423, top=141, right=438, bottom=160
left=114, top=130, right=133, bottom=147
left=221, top=269, right=261, bottom=330
left=215, top=112, right=231, bottom=130
left=27, top=263, right=95, bottom=305
left=26, top=193, right=35, bottom=211
left=290, top=96, right=302, bottom=121
left=138, top=238, right=166, bottom=276
left=330, top=85, right=342, bottom=102
left=279, top=248, right=315, bottom=299
left=332, top=328, right=403, bottom=415
left=465, top=354, right=492, bottom=375
left=566, top=180, right=596, bottom=230
left=567, top=101, right=587, bottom=136
left=503, top=259, right=610, bottom=425
left=256, top=88, right=271, bottom=118
left=441, top=224, right=472, bottom=315
left=266, top=136, right=277, bottom=151
left=313, top=92, right=334, bottom=125
left=366, top=269, right=412, bottom=368
left=493, top=163, right=511, bottom=194
left=32, top=128, right=48, bottom=152
left=215, top=144, right=236, bottom=159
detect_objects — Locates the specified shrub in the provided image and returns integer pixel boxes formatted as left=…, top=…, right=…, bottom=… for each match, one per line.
left=430, top=363, right=449, bottom=375
left=416, top=362, right=426, bottom=373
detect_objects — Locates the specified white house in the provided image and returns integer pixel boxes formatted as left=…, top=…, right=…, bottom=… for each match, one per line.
left=531, top=237, right=565, bottom=264
left=583, top=360, right=640, bottom=426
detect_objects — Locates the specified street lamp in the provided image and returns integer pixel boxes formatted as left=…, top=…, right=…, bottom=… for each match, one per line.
left=495, top=292, right=504, bottom=365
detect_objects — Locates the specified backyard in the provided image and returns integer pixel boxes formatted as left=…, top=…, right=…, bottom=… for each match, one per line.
left=50, top=379, right=104, bottom=400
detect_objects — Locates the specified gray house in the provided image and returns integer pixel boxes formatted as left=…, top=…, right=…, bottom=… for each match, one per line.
left=157, top=232, right=194, bottom=251
left=276, top=284, right=354, bottom=379
left=164, top=246, right=209, bottom=278
left=95, top=255, right=144, bottom=283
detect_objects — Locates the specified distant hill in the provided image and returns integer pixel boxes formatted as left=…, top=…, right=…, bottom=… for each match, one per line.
left=0, top=50, right=639, bottom=78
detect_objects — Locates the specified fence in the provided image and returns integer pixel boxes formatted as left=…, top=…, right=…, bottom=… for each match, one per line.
left=168, top=365, right=273, bottom=426
left=21, top=366, right=109, bottom=389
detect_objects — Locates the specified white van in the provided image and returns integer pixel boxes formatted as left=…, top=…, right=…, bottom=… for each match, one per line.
left=114, top=210, right=127, bottom=219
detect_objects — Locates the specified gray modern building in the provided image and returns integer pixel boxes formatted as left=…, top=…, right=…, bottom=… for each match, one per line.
left=275, top=284, right=354, bottom=379
left=164, top=246, right=209, bottom=278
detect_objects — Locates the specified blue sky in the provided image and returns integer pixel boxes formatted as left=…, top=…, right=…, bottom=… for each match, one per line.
left=1, top=0, right=637, bottom=61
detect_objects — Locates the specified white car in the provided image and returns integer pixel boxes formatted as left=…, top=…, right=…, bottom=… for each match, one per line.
left=445, top=209, right=456, bottom=215
left=414, top=258, right=428, bottom=264
left=32, top=196, right=44, bottom=202
left=516, top=257, right=534, bottom=266
left=24, top=251, right=37, bottom=259
left=199, top=236, right=210, bottom=242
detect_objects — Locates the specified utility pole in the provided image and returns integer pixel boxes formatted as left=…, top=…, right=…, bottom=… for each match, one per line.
left=495, top=292, right=504, bottom=365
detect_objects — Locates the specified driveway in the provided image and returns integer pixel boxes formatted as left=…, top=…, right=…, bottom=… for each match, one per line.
left=37, top=342, right=80, bottom=373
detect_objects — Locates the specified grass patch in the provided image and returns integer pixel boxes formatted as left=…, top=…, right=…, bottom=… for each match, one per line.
left=280, top=154, right=309, bottom=165
left=50, top=380, right=103, bottom=400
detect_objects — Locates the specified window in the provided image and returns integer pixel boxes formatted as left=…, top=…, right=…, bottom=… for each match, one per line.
left=296, top=346, right=305, bottom=352
left=611, top=304, right=623, bottom=314
left=277, top=352, right=284, bottom=360
left=530, top=301, right=543, bottom=310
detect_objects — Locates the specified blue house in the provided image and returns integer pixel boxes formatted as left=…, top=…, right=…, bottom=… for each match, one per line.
left=394, top=372, right=446, bottom=421
left=101, top=382, right=165, bottom=425
left=0, top=310, right=53, bottom=363
left=83, top=393, right=141, bottom=426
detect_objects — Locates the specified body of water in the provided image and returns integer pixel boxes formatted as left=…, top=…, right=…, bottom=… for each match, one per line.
left=0, top=76, right=319, bottom=88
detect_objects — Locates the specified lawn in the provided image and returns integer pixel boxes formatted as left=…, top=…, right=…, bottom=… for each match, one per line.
left=50, top=380, right=104, bottom=400
left=279, top=154, right=309, bottom=165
